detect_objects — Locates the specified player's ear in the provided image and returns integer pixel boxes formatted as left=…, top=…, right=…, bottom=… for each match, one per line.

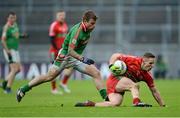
left=142, top=57, right=148, bottom=62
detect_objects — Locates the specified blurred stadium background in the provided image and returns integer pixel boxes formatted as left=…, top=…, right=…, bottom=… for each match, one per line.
left=0, top=0, right=180, bottom=79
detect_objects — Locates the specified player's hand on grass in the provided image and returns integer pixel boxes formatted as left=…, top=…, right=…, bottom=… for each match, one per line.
left=81, top=57, right=95, bottom=65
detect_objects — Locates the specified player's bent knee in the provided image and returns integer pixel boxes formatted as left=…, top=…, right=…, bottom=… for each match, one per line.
left=15, top=69, right=20, bottom=74
left=45, top=69, right=59, bottom=82
left=47, top=76, right=54, bottom=82
left=16, top=66, right=21, bottom=73
left=11, top=67, right=20, bottom=74
left=43, top=74, right=54, bottom=82
left=115, top=86, right=124, bottom=93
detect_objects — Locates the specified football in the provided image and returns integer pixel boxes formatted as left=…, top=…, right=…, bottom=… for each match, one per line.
left=113, top=60, right=127, bottom=75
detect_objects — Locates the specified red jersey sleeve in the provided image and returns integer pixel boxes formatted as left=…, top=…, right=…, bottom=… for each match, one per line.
left=49, top=22, right=57, bottom=37
left=144, top=72, right=155, bottom=88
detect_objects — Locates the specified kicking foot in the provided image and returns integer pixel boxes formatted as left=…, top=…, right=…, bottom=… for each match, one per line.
left=133, top=102, right=152, bottom=107
left=16, top=88, right=25, bottom=102
left=75, top=100, right=95, bottom=107
left=60, top=83, right=71, bottom=93
left=51, top=89, right=63, bottom=95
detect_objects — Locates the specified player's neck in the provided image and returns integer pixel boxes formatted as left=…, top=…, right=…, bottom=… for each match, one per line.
left=58, top=21, right=64, bottom=25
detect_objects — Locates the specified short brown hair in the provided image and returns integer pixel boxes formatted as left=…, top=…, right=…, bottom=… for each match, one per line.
left=143, top=52, right=155, bottom=58
left=82, top=10, right=98, bottom=22
left=7, top=11, right=16, bottom=17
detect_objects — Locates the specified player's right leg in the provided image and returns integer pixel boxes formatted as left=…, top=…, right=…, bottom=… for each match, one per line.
left=4, top=63, right=21, bottom=93
left=16, top=65, right=61, bottom=102
left=115, top=77, right=141, bottom=104
left=115, top=77, right=152, bottom=107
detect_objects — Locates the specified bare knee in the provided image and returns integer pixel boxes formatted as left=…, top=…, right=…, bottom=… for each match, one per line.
left=15, top=66, right=21, bottom=74
left=115, top=86, right=124, bottom=93
left=44, top=74, right=55, bottom=82
left=10, top=66, right=20, bottom=74
left=44, top=68, right=59, bottom=82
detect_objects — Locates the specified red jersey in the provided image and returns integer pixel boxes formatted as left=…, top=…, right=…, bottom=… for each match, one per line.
left=49, top=21, right=68, bottom=53
left=116, top=54, right=154, bottom=88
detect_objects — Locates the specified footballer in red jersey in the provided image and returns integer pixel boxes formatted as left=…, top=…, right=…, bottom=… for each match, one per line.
left=49, top=11, right=73, bottom=94
left=75, top=52, right=166, bottom=107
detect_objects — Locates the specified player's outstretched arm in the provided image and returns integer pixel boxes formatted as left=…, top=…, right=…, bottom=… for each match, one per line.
left=150, top=86, right=166, bottom=107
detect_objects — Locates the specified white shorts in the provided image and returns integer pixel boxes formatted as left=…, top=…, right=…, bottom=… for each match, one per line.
left=3, top=49, right=21, bottom=63
left=52, top=56, right=89, bottom=74
left=51, top=48, right=91, bottom=75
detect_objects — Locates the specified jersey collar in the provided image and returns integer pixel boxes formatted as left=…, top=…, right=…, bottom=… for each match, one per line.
left=81, top=22, right=87, bottom=32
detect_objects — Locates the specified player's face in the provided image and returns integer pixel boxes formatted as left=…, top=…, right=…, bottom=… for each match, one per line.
left=141, top=57, right=155, bottom=71
left=56, top=12, right=66, bottom=23
left=84, top=19, right=96, bottom=31
left=8, top=14, right=17, bottom=24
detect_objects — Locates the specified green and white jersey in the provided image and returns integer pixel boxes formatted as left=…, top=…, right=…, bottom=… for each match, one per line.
left=3, top=23, right=20, bottom=50
left=60, top=22, right=91, bottom=55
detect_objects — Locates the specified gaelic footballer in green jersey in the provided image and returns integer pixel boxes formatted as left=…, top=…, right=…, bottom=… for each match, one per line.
left=1, top=12, right=27, bottom=93
left=17, top=10, right=107, bottom=102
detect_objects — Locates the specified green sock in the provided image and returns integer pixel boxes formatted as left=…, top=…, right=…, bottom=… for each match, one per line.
left=99, top=89, right=107, bottom=99
left=2, top=81, right=7, bottom=90
left=21, top=84, right=31, bottom=93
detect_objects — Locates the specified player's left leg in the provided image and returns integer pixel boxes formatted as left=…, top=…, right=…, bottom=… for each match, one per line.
left=16, top=65, right=62, bottom=102
left=60, top=67, right=73, bottom=93
left=95, top=93, right=123, bottom=107
left=2, top=49, right=21, bottom=93
left=75, top=64, right=107, bottom=100
left=4, top=62, right=21, bottom=93
left=75, top=93, right=123, bottom=107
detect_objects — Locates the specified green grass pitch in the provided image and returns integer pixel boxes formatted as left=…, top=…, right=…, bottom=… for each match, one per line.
left=0, top=79, right=180, bottom=117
